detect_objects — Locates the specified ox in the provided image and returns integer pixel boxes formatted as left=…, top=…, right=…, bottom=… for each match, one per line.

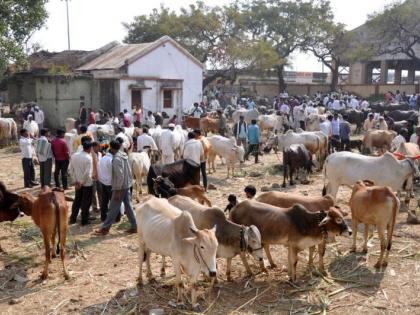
left=147, top=159, right=200, bottom=196
left=387, top=110, right=418, bottom=122
left=230, top=200, right=351, bottom=281
left=136, top=197, right=218, bottom=308
left=232, top=108, right=259, bottom=124
left=207, top=135, right=245, bottom=177
left=282, top=144, right=313, bottom=187
left=0, top=118, right=17, bottom=147
left=184, top=116, right=201, bottom=130
left=169, top=185, right=212, bottom=207
left=199, top=117, right=219, bottom=135
left=349, top=181, right=399, bottom=268
left=129, top=152, right=151, bottom=201
left=258, top=114, right=286, bottom=134
left=322, top=151, right=417, bottom=204
left=362, top=130, right=397, bottom=154
left=168, top=195, right=263, bottom=281
left=17, top=187, right=69, bottom=280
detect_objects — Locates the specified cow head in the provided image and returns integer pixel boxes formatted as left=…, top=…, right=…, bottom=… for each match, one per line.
left=0, top=183, right=20, bottom=222
left=17, top=193, right=35, bottom=216
left=319, top=207, right=352, bottom=237
left=232, top=145, right=245, bottom=163
left=153, top=176, right=175, bottom=198
left=184, top=225, right=218, bottom=278
left=243, top=225, right=264, bottom=261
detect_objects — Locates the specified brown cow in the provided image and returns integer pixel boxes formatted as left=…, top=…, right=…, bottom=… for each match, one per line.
left=230, top=200, right=351, bottom=280
left=362, top=130, right=397, bottom=154
left=18, top=187, right=69, bottom=280
left=169, top=185, right=212, bottom=207
left=184, top=116, right=201, bottom=130
left=349, top=180, right=399, bottom=268
left=0, top=182, right=20, bottom=251
left=200, top=117, right=219, bottom=134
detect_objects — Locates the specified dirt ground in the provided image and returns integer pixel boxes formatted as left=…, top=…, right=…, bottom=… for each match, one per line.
left=0, top=146, right=419, bottom=315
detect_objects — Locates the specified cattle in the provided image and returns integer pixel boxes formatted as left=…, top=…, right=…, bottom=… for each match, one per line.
left=349, top=181, right=399, bottom=268
left=258, top=114, right=286, bottom=134
left=207, top=135, right=245, bottom=177
left=17, top=187, right=69, bottom=280
left=387, top=110, right=418, bottom=122
left=199, top=117, right=219, bottom=134
left=129, top=152, right=151, bottom=202
left=168, top=195, right=264, bottom=281
left=0, top=182, right=20, bottom=250
left=282, top=144, right=313, bottom=187
left=147, top=159, right=200, bottom=196
left=370, top=102, right=410, bottom=113
left=346, top=109, right=368, bottom=134
left=322, top=151, right=418, bottom=202
left=87, top=123, right=115, bottom=141
left=305, top=114, right=323, bottom=131
left=23, top=119, right=39, bottom=138
left=232, top=108, right=259, bottom=124
left=230, top=200, right=351, bottom=280
left=65, top=118, right=76, bottom=133
left=388, top=120, right=408, bottom=134
left=184, top=116, right=201, bottom=130
left=0, top=118, right=17, bottom=147
left=362, top=130, right=397, bottom=154
left=135, top=196, right=218, bottom=308
left=169, top=185, right=212, bottom=207
left=173, top=125, right=187, bottom=160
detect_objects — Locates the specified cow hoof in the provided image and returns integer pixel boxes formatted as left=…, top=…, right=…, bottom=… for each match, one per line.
left=382, top=261, right=388, bottom=267
left=40, top=273, right=48, bottom=280
left=226, top=276, right=233, bottom=282
left=52, top=253, right=57, bottom=259
left=261, top=267, right=269, bottom=274
left=362, top=248, right=368, bottom=254
left=64, top=273, right=70, bottom=280
left=374, top=262, right=382, bottom=269
left=281, top=184, right=286, bottom=188
left=290, top=182, right=295, bottom=186
left=148, top=277, right=157, bottom=284
left=269, top=263, right=277, bottom=269
left=160, top=270, right=166, bottom=278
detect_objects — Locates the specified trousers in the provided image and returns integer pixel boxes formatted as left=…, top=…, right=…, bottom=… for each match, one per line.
left=40, top=158, right=52, bottom=187
left=200, top=161, right=208, bottom=189
left=101, top=189, right=137, bottom=230
left=100, top=183, right=112, bottom=221
left=70, top=185, right=93, bottom=225
left=22, top=158, right=36, bottom=187
left=54, top=160, right=69, bottom=189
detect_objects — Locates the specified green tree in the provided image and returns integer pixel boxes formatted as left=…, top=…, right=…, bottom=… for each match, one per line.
left=0, top=0, right=48, bottom=70
left=366, top=0, right=420, bottom=62
left=240, top=0, right=333, bottom=92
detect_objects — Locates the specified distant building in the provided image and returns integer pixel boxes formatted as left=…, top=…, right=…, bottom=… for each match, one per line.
left=6, top=36, right=203, bottom=128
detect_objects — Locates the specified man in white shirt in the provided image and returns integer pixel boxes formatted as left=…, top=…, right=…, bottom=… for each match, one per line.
left=34, top=106, right=44, bottom=130
left=161, top=124, right=176, bottom=164
left=331, top=113, right=340, bottom=141
left=115, top=127, right=131, bottom=151
left=350, top=97, right=359, bottom=110
left=144, top=111, right=156, bottom=128
left=319, top=116, right=333, bottom=153
left=137, top=127, right=158, bottom=152
left=332, top=98, right=342, bottom=111
left=182, top=132, right=204, bottom=165
left=306, top=102, right=317, bottom=115
left=69, top=141, right=93, bottom=225
left=98, top=150, right=113, bottom=222
left=295, top=104, right=307, bottom=130
left=323, top=95, right=330, bottom=106
left=190, top=102, right=203, bottom=118
left=360, top=99, right=369, bottom=110
left=19, top=128, right=38, bottom=188
left=36, top=128, right=53, bottom=187
left=210, top=98, right=220, bottom=110
left=391, top=129, right=407, bottom=151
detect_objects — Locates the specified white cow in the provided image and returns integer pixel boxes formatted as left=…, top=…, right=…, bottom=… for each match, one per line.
left=232, top=108, right=259, bottom=124
left=323, top=151, right=418, bottom=201
left=0, top=118, right=17, bottom=146
left=65, top=118, right=76, bottom=133
left=173, top=125, right=187, bottom=160
left=23, top=119, right=39, bottom=138
left=129, top=152, right=151, bottom=201
left=136, top=197, right=218, bottom=308
left=87, top=122, right=115, bottom=140
left=64, top=130, right=77, bottom=156
left=258, top=114, right=287, bottom=134
left=207, top=135, right=245, bottom=177
left=305, top=113, right=326, bottom=131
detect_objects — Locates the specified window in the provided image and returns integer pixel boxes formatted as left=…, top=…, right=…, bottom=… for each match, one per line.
left=163, top=90, right=172, bottom=108
left=131, top=90, right=142, bottom=110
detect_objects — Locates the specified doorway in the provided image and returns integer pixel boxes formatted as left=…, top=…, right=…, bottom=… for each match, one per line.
left=131, top=90, right=142, bottom=110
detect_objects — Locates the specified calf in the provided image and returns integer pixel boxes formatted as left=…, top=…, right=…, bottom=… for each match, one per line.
left=282, top=144, right=313, bottom=187
left=230, top=200, right=351, bottom=281
left=17, top=187, right=69, bottom=280
left=349, top=181, right=399, bottom=268
left=136, top=197, right=218, bottom=309
left=169, top=195, right=263, bottom=281
left=169, top=185, right=212, bottom=207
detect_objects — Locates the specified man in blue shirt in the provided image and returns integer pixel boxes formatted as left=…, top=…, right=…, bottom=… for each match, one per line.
left=245, top=119, right=260, bottom=163
left=339, top=115, right=351, bottom=151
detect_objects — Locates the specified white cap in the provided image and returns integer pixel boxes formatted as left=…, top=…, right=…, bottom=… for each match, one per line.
left=168, top=123, right=175, bottom=128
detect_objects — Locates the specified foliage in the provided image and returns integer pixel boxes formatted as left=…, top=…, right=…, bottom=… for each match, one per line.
left=48, top=64, right=72, bottom=76
left=366, top=0, right=420, bottom=61
left=0, top=0, right=48, bottom=70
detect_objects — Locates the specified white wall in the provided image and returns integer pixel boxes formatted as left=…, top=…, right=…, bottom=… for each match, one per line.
left=126, top=41, right=203, bottom=115
left=119, top=79, right=160, bottom=114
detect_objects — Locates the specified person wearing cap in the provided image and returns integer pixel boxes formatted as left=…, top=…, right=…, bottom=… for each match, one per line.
left=194, top=129, right=209, bottom=190
left=51, top=129, right=70, bottom=190
left=391, top=128, right=407, bottom=151
left=69, top=140, right=94, bottom=225
left=217, top=109, right=227, bottom=136
left=363, top=113, right=376, bottom=131
left=233, top=115, right=247, bottom=150
left=34, top=106, right=45, bottom=130
left=161, top=123, right=176, bottom=164
left=377, top=116, right=388, bottom=130
left=95, top=139, right=137, bottom=235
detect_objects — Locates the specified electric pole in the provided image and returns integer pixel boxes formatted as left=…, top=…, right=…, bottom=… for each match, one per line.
left=63, top=0, right=71, bottom=50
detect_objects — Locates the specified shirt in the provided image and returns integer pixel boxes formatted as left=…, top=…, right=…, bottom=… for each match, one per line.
left=363, top=119, right=376, bottom=131
left=280, top=104, right=290, bottom=114
left=98, top=153, right=112, bottom=186
left=36, top=136, right=52, bottom=162
left=191, top=106, right=203, bottom=118
left=332, top=100, right=341, bottom=110
left=331, top=119, right=340, bottom=136
left=378, top=121, right=388, bottom=130
left=320, top=120, right=332, bottom=137
left=51, top=137, right=70, bottom=161
left=160, top=129, right=176, bottom=153
left=339, top=121, right=351, bottom=140
left=391, top=135, right=406, bottom=151
left=19, top=137, right=33, bottom=159
left=410, top=133, right=418, bottom=144
left=247, top=124, right=260, bottom=145
left=360, top=101, right=369, bottom=110
left=137, top=133, right=158, bottom=152
left=34, top=110, right=44, bottom=124
left=69, top=151, right=93, bottom=187
left=182, top=139, right=204, bottom=164
left=350, top=98, right=359, bottom=110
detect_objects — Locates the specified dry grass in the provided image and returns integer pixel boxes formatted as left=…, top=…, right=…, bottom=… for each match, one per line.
left=0, top=147, right=419, bottom=314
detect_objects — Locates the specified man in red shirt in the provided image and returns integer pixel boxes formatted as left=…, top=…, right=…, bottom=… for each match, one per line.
left=51, top=129, right=70, bottom=190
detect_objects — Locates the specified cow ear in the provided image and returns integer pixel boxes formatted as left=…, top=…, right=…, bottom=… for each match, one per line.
left=319, top=216, right=330, bottom=227
left=189, top=226, right=198, bottom=235
left=183, top=237, right=198, bottom=245
left=211, top=224, right=217, bottom=233
left=334, top=205, right=348, bottom=217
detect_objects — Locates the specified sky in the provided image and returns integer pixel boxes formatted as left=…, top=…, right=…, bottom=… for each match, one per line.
left=30, top=0, right=396, bottom=72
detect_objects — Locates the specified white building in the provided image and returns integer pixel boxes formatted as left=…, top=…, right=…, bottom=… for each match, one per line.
left=77, top=36, right=203, bottom=117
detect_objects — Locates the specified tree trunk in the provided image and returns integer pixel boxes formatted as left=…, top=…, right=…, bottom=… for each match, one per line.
left=330, top=63, right=339, bottom=92
left=276, top=65, right=286, bottom=93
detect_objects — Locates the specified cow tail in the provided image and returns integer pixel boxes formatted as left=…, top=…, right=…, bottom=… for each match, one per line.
left=388, top=192, right=400, bottom=251
left=322, top=159, right=327, bottom=196
left=52, top=194, right=61, bottom=255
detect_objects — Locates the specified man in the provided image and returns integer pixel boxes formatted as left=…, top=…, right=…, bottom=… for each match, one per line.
left=79, top=104, right=87, bottom=125
left=409, top=94, right=417, bottom=110
left=247, top=98, right=256, bottom=110
left=23, top=114, right=38, bottom=137
left=134, top=106, right=143, bottom=127
left=95, top=140, right=137, bottom=235
left=136, top=127, right=158, bottom=152
left=73, top=125, right=92, bottom=153
left=245, top=119, right=260, bottom=163
left=279, top=101, right=290, bottom=115
left=233, top=115, right=248, bottom=150
left=320, top=115, right=333, bottom=154
left=36, top=129, right=53, bottom=187
left=339, top=115, right=351, bottom=151
left=161, top=124, right=176, bottom=164
left=391, top=128, right=407, bottom=151
left=69, top=140, right=94, bottom=225
left=360, top=98, right=369, bottom=110
left=194, top=130, right=208, bottom=190
left=296, top=103, right=307, bottom=130
left=349, top=96, right=359, bottom=110
left=363, top=113, right=376, bottom=131
left=409, top=126, right=420, bottom=144
left=217, top=109, right=227, bottom=136
left=51, top=129, right=70, bottom=190
left=144, top=110, right=156, bottom=127
left=123, top=109, right=132, bottom=124
left=98, top=146, right=113, bottom=222
left=331, top=113, right=340, bottom=148
left=91, top=141, right=102, bottom=212
left=19, top=128, right=38, bottom=188
left=115, top=126, right=131, bottom=151
left=331, top=97, right=341, bottom=111
left=210, top=98, right=220, bottom=110
left=34, top=106, right=44, bottom=130
left=88, top=108, right=96, bottom=125
left=190, top=102, right=203, bottom=118
left=182, top=131, right=204, bottom=165
left=377, top=116, right=388, bottom=130
left=395, top=90, right=402, bottom=102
